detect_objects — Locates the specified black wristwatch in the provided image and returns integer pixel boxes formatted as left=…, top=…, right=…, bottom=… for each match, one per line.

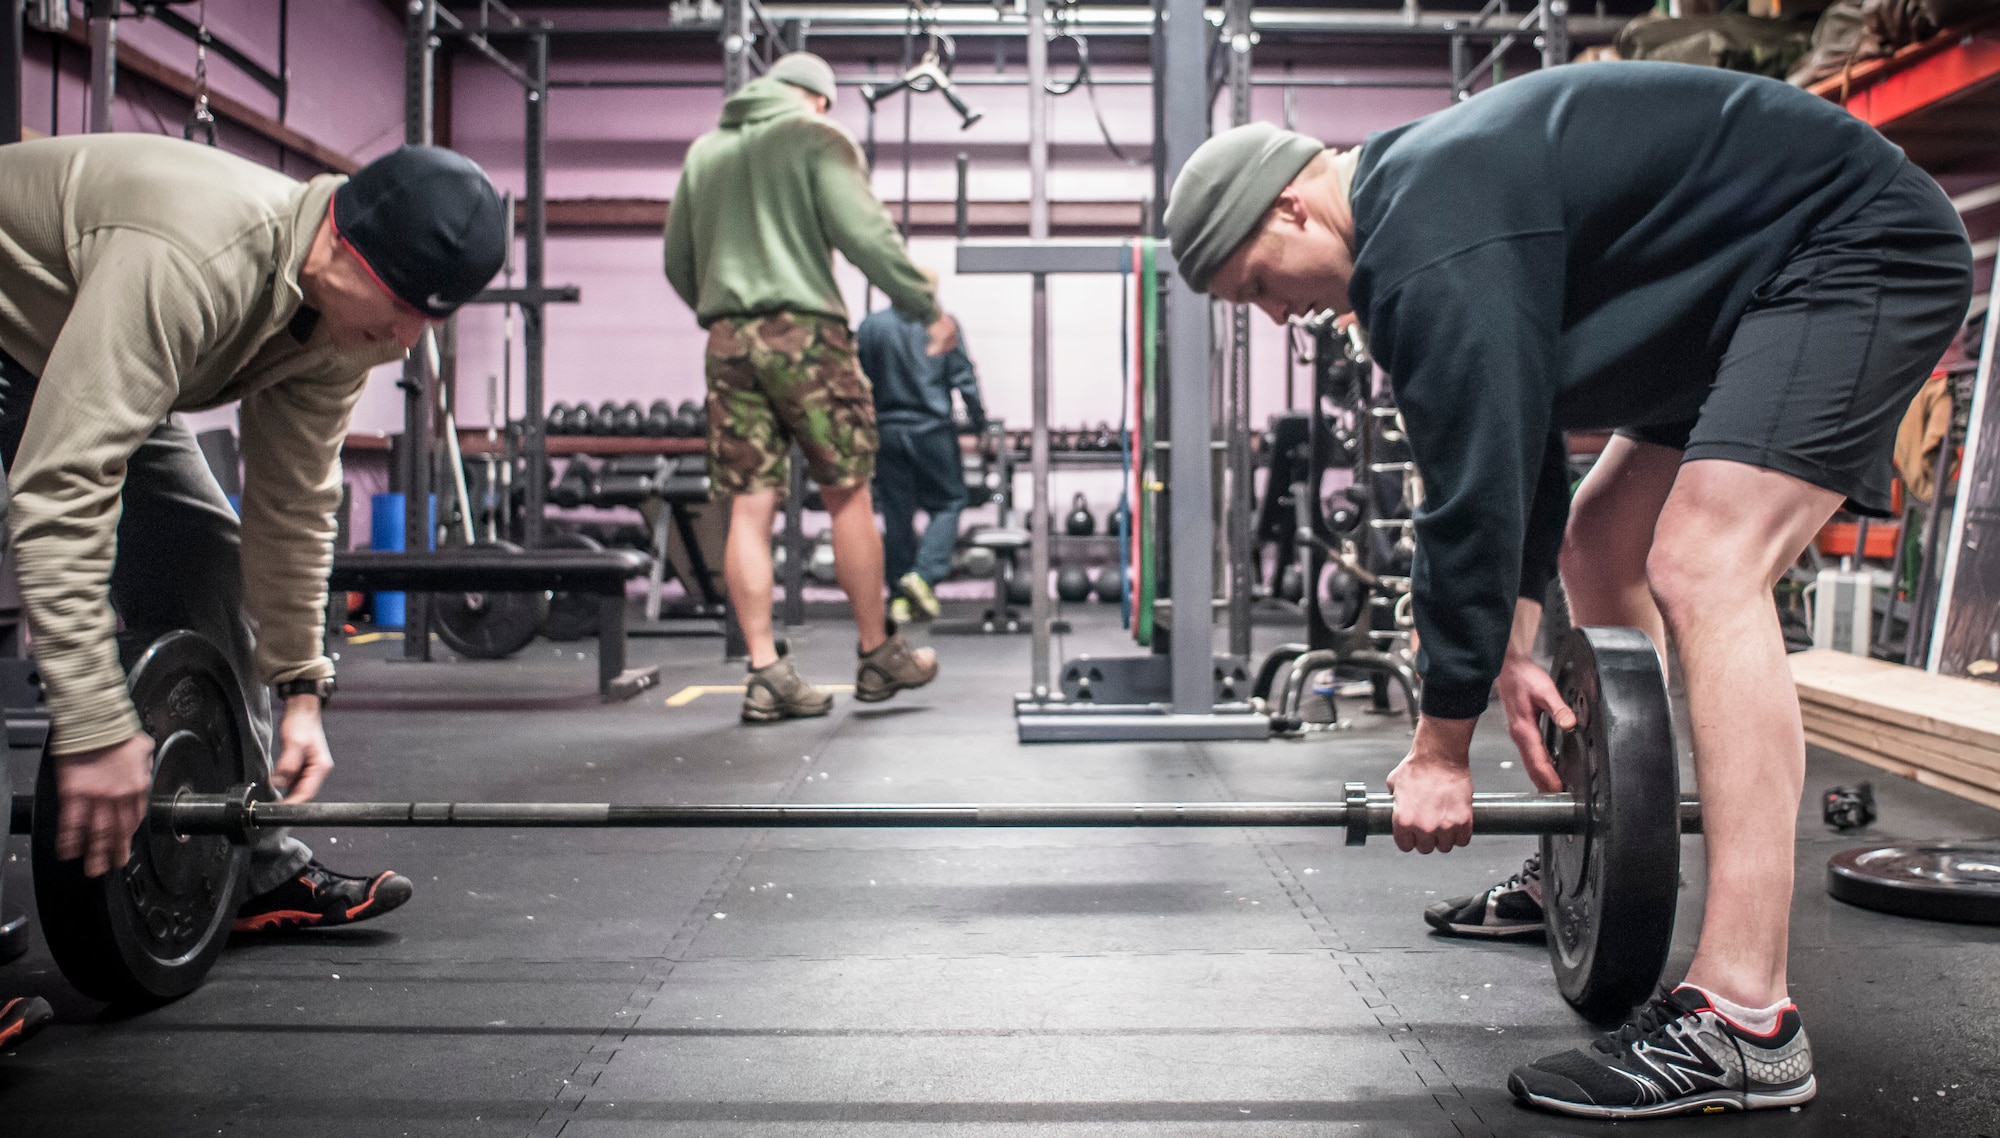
left=274, top=677, right=337, bottom=706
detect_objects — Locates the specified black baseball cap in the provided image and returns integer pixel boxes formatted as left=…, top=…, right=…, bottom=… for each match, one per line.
left=332, top=146, right=506, bottom=319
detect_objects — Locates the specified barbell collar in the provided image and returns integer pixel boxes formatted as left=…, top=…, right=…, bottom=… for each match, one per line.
left=121, top=788, right=1704, bottom=841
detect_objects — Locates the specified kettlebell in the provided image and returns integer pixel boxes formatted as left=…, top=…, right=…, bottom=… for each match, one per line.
left=808, top=534, right=839, bottom=584
left=596, top=401, right=622, bottom=436
left=1065, top=493, right=1095, bottom=537
left=1105, top=502, right=1128, bottom=538
left=960, top=545, right=997, bottom=578
left=1094, top=421, right=1116, bottom=451
left=1056, top=566, right=1094, bottom=602
left=644, top=400, right=673, bottom=437
left=1004, top=565, right=1033, bottom=605
left=1091, top=565, right=1124, bottom=603
left=672, top=400, right=702, bottom=438
left=616, top=402, right=645, bottom=436
left=547, top=402, right=573, bottom=435
left=1276, top=562, right=1305, bottom=602
left=569, top=402, right=598, bottom=436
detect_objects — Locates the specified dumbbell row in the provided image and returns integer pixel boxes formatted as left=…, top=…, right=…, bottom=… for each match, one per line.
left=6, top=786, right=1705, bottom=844
left=546, top=399, right=707, bottom=439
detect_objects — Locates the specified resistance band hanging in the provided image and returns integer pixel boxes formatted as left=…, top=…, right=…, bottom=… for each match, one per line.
left=183, top=0, right=217, bottom=145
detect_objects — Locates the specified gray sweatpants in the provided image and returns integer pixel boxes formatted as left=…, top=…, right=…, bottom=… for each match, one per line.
left=0, top=351, right=313, bottom=896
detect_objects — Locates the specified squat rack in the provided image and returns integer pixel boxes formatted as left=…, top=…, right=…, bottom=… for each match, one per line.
left=398, top=1, right=581, bottom=660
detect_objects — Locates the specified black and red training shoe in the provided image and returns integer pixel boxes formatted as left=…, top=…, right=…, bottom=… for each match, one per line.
left=0, top=996, right=53, bottom=1053
left=233, top=859, right=414, bottom=933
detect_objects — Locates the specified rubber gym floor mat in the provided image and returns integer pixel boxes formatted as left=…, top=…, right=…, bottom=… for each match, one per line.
left=0, top=610, right=1996, bottom=1136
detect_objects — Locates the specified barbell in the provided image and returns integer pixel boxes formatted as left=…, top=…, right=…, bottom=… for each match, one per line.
left=8, top=626, right=1690, bottom=1023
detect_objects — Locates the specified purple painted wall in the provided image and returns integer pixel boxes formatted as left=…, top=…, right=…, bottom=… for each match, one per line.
left=15, top=2, right=411, bottom=447
left=446, top=56, right=1452, bottom=448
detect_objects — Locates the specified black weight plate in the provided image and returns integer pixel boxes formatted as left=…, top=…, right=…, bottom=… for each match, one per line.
left=432, top=541, right=550, bottom=659
left=32, top=631, right=252, bottom=1003
left=1827, top=845, right=2000, bottom=924
left=540, top=532, right=605, bottom=642
left=1540, top=626, right=1681, bottom=1022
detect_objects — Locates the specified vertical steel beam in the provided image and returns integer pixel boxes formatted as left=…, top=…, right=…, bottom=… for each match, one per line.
left=86, top=0, right=113, bottom=133
left=1162, top=0, right=1214, bottom=713
left=1539, top=0, right=1568, bottom=68
left=1222, top=0, right=1253, bottom=663
left=1026, top=0, right=1052, bottom=698
left=721, top=0, right=750, bottom=94
left=521, top=28, right=549, bottom=549
left=402, top=0, right=437, bottom=660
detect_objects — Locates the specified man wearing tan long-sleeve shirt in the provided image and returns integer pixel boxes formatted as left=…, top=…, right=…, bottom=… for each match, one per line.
left=0, top=136, right=504, bottom=1045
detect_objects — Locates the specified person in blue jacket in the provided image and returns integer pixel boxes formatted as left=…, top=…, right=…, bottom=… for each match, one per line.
left=858, top=279, right=987, bottom=622
left=1166, top=63, right=1972, bottom=1119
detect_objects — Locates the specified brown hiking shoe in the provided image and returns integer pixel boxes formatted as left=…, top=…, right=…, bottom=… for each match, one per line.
left=742, top=642, right=834, bottom=722
left=854, top=632, right=938, bottom=702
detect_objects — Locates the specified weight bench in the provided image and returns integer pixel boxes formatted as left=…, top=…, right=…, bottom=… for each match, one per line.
left=330, top=549, right=662, bottom=700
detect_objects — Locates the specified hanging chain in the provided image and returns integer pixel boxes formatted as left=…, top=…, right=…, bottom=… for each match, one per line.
left=184, top=0, right=217, bottom=145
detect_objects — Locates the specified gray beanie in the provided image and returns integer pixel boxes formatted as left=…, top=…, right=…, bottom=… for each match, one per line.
left=1164, top=123, right=1325, bottom=293
left=767, top=52, right=838, bottom=107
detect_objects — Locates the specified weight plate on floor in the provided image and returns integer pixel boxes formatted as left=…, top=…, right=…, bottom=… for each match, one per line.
left=540, top=532, right=604, bottom=642
left=1827, top=845, right=2000, bottom=924
left=1540, top=626, right=1681, bottom=1022
left=32, top=631, right=252, bottom=1003
left=433, top=541, right=549, bottom=659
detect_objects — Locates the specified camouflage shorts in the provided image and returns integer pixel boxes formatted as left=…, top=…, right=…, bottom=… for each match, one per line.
left=705, top=312, right=877, bottom=498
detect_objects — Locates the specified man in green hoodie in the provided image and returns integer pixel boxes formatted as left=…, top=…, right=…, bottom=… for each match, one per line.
left=666, top=52, right=955, bottom=722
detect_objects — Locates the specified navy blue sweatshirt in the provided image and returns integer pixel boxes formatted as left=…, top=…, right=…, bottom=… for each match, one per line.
left=857, top=307, right=986, bottom=429
left=1347, top=62, right=1908, bottom=719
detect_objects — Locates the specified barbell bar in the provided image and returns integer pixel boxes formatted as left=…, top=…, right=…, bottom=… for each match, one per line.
left=77, top=786, right=1702, bottom=844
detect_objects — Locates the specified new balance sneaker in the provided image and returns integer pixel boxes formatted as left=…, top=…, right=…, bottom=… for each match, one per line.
left=0, top=996, right=52, bottom=1052
left=1424, top=854, right=1544, bottom=939
left=742, top=640, right=834, bottom=723
left=234, top=860, right=415, bottom=933
left=898, top=572, right=942, bottom=620
left=1509, top=985, right=1816, bottom=1119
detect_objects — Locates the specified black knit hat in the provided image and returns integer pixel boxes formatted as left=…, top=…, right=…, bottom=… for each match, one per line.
left=333, top=146, right=505, bottom=318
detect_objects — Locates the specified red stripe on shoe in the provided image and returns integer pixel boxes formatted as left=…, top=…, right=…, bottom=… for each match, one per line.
left=343, top=874, right=387, bottom=921
left=233, top=909, right=324, bottom=932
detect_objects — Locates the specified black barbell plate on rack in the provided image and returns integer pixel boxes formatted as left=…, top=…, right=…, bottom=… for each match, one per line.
left=31, top=631, right=252, bottom=1004
left=431, top=541, right=549, bottom=660
left=1540, top=625, right=1683, bottom=1023
left=1827, top=845, right=2000, bottom=924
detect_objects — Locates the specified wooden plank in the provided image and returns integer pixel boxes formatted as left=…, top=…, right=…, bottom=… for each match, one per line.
left=1798, top=699, right=2000, bottom=776
left=1805, top=729, right=2000, bottom=812
left=41, top=24, right=357, bottom=173
left=1789, top=649, right=2000, bottom=752
left=1800, top=706, right=2000, bottom=792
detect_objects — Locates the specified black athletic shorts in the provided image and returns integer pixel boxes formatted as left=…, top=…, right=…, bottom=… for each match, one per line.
left=1617, top=160, right=1974, bottom=516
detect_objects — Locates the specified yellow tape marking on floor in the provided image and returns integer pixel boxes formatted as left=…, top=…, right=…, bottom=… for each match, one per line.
left=346, top=631, right=405, bottom=645
left=665, top=683, right=856, bottom=707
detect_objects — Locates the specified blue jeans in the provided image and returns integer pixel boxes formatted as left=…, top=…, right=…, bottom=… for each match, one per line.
left=874, top=419, right=967, bottom=587
left=0, top=353, right=311, bottom=895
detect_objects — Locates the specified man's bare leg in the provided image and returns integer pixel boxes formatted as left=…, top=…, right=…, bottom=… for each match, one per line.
left=819, top=483, right=891, bottom=654
left=1559, top=435, right=1682, bottom=656
left=725, top=490, right=781, bottom=669
left=1647, top=458, right=1844, bottom=1007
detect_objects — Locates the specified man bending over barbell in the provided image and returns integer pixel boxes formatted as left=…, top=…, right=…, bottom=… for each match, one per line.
left=1165, top=62, right=1970, bottom=1118
left=0, top=136, right=504, bottom=1046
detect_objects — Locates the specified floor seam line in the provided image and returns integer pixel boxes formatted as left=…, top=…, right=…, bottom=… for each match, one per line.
left=524, top=714, right=840, bottom=1138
